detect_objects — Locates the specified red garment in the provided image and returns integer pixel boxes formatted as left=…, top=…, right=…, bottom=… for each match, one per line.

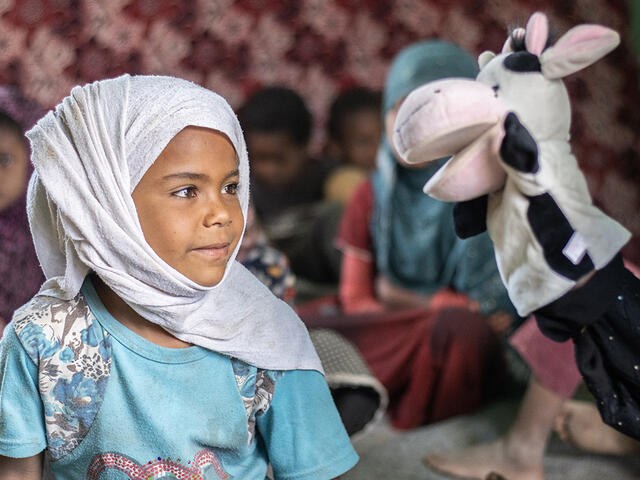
left=335, top=302, right=502, bottom=429
left=510, top=316, right=582, bottom=399
left=315, top=178, right=502, bottom=429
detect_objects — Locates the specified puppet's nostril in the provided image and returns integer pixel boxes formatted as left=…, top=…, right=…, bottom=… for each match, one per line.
left=434, top=89, right=441, bottom=93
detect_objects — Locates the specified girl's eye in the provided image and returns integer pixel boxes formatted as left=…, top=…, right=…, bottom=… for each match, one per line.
left=223, top=182, right=239, bottom=195
left=0, top=153, right=12, bottom=168
left=173, top=187, right=197, bottom=198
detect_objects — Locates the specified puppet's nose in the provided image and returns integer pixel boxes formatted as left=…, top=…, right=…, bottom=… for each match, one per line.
left=393, top=78, right=506, bottom=166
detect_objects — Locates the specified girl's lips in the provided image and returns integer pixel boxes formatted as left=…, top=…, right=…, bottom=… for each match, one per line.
left=192, top=243, right=230, bottom=259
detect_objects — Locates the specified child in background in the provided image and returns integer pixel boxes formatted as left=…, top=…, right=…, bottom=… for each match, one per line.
left=324, top=87, right=382, bottom=204
left=326, top=87, right=381, bottom=172
left=239, top=86, right=335, bottom=224
left=0, top=75, right=357, bottom=480
left=239, top=87, right=342, bottom=290
left=0, top=87, right=45, bottom=331
left=330, top=40, right=513, bottom=429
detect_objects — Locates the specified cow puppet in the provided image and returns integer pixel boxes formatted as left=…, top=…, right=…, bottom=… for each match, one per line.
left=392, top=11, right=631, bottom=318
left=393, top=11, right=640, bottom=439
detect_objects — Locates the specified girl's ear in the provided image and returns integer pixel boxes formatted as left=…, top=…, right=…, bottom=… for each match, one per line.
left=525, top=11, right=549, bottom=56
left=540, top=24, right=620, bottom=79
left=478, top=51, right=496, bottom=69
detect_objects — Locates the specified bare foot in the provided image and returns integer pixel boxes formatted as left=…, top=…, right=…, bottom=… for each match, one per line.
left=424, top=437, right=544, bottom=480
left=554, top=400, right=640, bottom=455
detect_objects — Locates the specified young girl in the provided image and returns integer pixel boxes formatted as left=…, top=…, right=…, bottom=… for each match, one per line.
left=331, top=40, right=512, bottom=429
left=0, top=75, right=357, bottom=480
left=0, top=87, right=45, bottom=330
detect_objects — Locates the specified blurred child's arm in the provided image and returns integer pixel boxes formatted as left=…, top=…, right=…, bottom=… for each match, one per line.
left=336, top=179, right=383, bottom=314
left=339, top=249, right=384, bottom=314
left=0, top=453, right=43, bottom=480
left=374, top=274, right=432, bottom=310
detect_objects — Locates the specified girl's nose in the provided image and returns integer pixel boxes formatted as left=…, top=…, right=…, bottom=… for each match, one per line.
left=203, top=200, right=232, bottom=227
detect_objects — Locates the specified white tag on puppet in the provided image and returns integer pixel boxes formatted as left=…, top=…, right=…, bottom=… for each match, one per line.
left=562, top=231, right=589, bottom=265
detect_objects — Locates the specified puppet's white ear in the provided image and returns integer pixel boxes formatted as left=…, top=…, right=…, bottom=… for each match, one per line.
left=525, top=11, right=548, bottom=56
left=501, top=37, right=512, bottom=54
left=478, top=51, right=495, bottom=69
left=540, top=24, right=620, bottom=79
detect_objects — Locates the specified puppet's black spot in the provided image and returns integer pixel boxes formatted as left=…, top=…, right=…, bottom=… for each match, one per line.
left=527, top=193, right=595, bottom=280
left=434, top=89, right=441, bottom=93
left=504, top=51, right=541, bottom=72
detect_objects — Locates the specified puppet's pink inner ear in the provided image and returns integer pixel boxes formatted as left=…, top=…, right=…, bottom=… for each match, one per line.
left=525, top=11, right=549, bottom=56
left=540, top=24, right=620, bottom=79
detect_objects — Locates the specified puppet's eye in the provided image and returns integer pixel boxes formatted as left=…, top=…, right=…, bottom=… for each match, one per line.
left=492, top=85, right=500, bottom=97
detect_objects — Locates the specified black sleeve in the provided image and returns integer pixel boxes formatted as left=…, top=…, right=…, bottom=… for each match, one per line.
left=535, top=254, right=640, bottom=440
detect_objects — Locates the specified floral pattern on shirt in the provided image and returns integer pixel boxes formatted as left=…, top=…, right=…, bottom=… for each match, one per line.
left=13, top=293, right=112, bottom=461
left=231, top=359, right=284, bottom=445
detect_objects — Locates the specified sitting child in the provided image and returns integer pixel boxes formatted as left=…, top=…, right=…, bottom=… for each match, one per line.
left=0, top=87, right=45, bottom=330
left=0, top=75, right=357, bottom=480
left=326, top=87, right=381, bottom=172
left=324, top=87, right=382, bottom=204
left=238, top=86, right=342, bottom=289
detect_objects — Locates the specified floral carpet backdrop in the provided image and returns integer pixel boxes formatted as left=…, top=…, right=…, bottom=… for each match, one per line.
left=1, top=0, right=639, bottom=261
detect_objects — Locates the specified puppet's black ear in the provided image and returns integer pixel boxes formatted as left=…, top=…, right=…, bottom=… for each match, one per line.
left=453, top=195, right=488, bottom=238
left=500, top=112, right=539, bottom=173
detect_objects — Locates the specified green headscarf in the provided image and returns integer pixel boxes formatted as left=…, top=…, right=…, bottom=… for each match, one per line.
left=371, top=40, right=513, bottom=314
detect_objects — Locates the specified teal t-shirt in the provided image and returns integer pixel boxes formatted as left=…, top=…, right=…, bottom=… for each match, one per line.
left=0, top=278, right=357, bottom=479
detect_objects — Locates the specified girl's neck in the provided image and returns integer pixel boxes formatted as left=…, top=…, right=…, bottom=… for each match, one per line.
left=91, top=275, right=192, bottom=349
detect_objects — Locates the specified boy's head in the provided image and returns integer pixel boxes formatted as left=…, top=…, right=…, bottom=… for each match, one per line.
left=239, top=86, right=312, bottom=190
left=0, top=111, right=28, bottom=211
left=327, top=88, right=382, bottom=170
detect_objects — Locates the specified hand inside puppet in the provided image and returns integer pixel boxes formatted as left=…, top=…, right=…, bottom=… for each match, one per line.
left=392, top=11, right=631, bottom=318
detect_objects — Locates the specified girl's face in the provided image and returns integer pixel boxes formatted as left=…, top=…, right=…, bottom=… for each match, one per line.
left=132, top=126, right=244, bottom=287
left=0, top=128, right=28, bottom=211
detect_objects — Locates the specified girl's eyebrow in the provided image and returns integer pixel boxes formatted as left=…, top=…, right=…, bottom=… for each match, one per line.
left=162, top=172, right=209, bottom=182
left=161, top=169, right=239, bottom=182
left=223, top=169, right=240, bottom=181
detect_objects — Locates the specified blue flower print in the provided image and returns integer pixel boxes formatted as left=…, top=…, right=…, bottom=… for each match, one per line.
left=48, top=436, right=65, bottom=451
left=19, top=322, right=60, bottom=360
left=80, top=324, right=101, bottom=347
left=52, top=372, right=106, bottom=426
left=59, top=347, right=74, bottom=363
left=98, top=335, right=111, bottom=360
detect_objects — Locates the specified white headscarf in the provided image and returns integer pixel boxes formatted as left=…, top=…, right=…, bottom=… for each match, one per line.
left=26, top=74, right=322, bottom=372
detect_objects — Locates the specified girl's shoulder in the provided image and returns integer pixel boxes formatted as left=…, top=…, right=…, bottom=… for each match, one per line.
left=10, top=292, right=113, bottom=461
left=12, top=292, right=106, bottom=366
